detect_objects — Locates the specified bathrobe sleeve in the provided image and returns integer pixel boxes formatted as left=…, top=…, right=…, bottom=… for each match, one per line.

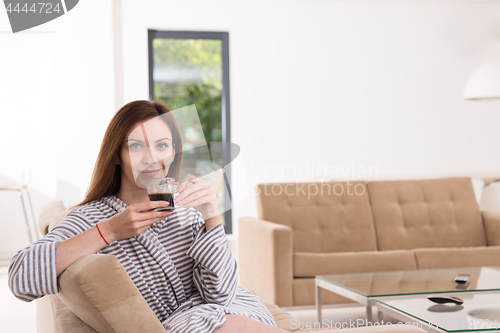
left=186, top=216, right=238, bottom=307
left=8, top=210, right=93, bottom=302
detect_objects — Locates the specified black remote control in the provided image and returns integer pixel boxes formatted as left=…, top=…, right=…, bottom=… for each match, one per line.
left=427, top=296, right=464, bottom=305
left=455, top=274, right=470, bottom=284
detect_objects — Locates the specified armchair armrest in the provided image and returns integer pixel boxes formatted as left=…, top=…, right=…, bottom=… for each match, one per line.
left=38, top=295, right=98, bottom=333
left=57, top=254, right=165, bottom=333
left=238, top=217, right=293, bottom=307
left=38, top=200, right=69, bottom=236
left=482, top=210, right=500, bottom=246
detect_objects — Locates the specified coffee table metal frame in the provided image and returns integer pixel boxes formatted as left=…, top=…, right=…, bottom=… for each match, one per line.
left=316, top=277, right=379, bottom=323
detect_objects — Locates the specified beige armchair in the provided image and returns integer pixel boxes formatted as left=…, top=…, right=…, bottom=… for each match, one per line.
left=38, top=254, right=166, bottom=333
left=36, top=201, right=338, bottom=332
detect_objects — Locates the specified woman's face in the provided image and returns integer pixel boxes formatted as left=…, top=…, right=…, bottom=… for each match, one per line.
left=119, top=117, right=175, bottom=189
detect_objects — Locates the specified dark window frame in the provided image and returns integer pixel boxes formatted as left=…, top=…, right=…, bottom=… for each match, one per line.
left=148, top=30, right=232, bottom=234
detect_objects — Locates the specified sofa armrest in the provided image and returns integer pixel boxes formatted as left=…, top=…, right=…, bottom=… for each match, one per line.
left=482, top=210, right=500, bottom=246
left=239, top=217, right=293, bottom=307
left=57, top=254, right=165, bottom=333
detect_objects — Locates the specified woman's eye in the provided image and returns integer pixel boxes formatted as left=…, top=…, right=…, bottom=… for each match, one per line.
left=129, top=143, right=142, bottom=150
left=156, top=142, right=169, bottom=150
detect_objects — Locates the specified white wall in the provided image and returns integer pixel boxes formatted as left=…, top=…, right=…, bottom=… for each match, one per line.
left=0, top=0, right=116, bottom=253
left=119, top=0, right=500, bottom=237
left=2, top=0, right=500, bottom=253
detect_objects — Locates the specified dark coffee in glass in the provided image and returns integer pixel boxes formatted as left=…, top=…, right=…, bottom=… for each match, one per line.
left=148, top=192, right=175, bottom=211
left=145, top=177, right=178, bottom=212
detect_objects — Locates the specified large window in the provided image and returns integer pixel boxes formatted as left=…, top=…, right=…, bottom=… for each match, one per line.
left=148, top=30, right=232, bottom=233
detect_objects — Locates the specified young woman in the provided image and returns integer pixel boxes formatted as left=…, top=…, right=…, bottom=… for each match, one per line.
left=8, top=100, right=287, bottom=333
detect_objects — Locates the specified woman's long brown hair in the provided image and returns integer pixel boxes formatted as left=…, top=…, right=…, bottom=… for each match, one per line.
left=77, top=100, right=183, bottom=207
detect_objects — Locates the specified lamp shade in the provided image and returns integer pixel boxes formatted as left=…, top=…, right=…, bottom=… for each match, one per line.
left=464, top=60, right=500, bottom=100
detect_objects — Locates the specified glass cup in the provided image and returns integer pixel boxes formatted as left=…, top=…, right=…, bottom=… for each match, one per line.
left=145, top=177, right=177, bottom=211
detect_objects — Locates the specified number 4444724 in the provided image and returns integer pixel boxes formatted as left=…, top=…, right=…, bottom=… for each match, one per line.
left=5, top=3, right=62, bottom=14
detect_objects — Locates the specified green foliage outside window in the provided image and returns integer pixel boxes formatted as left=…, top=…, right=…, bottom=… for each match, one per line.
left=152, top=38, right=223, bottom=166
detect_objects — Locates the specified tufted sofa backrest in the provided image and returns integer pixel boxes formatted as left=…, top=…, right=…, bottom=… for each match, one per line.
left=256, top=181, right=377, bottom=253
left=367, top=177, right=486, bottom=251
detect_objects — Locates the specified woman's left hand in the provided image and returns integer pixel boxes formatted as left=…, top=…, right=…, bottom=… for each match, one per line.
left=175, top=174, right=221, bottom=228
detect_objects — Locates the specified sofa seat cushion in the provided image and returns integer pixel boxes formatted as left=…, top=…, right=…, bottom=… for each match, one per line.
left=294, top=250, right=417, bottom=277
left=369, top=267, right=483, bottom=296
left=414, top=246, right=500, bottom=269
left=293, top=278, right=354, bottom=306
left=367, top=177, right=486, bottom=251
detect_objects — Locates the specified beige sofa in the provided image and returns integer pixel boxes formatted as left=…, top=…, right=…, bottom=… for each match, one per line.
left=239, top=177, right=500, bottom=307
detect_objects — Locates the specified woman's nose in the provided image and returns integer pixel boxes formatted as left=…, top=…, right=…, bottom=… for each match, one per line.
left=142, top=148, right=158, bottom=165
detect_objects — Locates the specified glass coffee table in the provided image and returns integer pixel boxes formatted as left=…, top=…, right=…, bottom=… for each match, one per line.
left=316, top=267, right=500, bottom=323
left=377, top=293, right=500, bottom=333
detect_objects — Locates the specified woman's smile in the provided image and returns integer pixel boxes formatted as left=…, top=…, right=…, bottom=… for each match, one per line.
left=140, top=169, right=161, bottom=177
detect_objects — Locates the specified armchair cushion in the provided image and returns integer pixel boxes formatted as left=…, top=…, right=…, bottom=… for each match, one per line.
left=482, top=210, right=500, bottom=246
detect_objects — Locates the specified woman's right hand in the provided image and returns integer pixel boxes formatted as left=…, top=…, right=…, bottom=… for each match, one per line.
left=100, top=201, right=172, bottom=242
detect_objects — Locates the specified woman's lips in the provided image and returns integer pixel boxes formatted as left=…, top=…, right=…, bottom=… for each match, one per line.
left=140, top=169, right=160, bottom=177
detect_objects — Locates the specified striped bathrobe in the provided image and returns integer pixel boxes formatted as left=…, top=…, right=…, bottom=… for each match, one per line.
left=8, top=195, right=276, bottom=332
